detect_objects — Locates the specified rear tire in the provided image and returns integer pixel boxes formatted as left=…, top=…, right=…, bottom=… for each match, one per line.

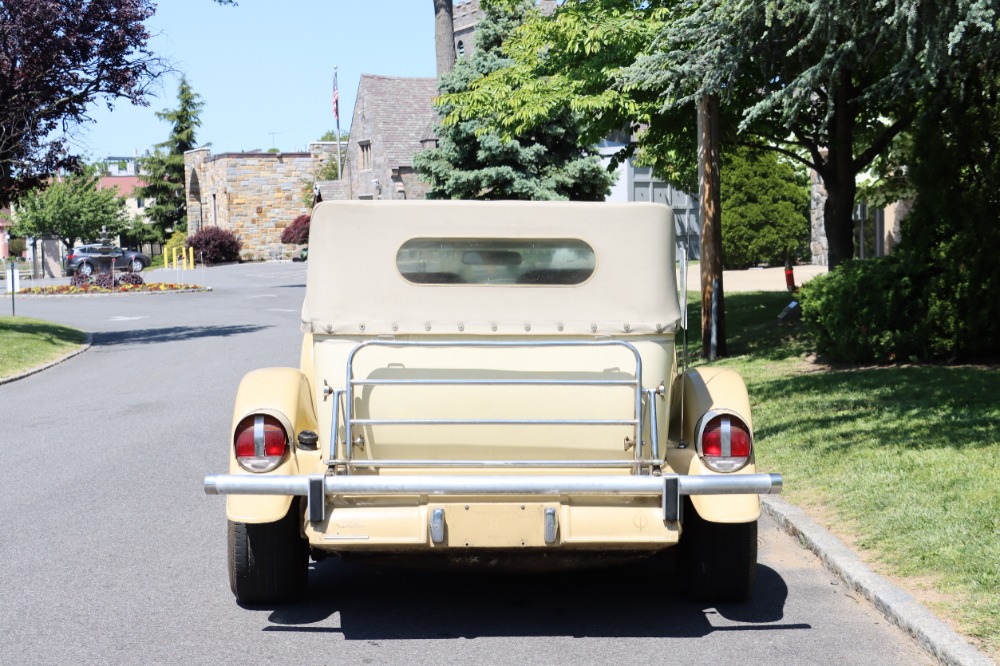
left=678, top=499, right=757, bottom=602
left=228, top=502, right=308, bottom=604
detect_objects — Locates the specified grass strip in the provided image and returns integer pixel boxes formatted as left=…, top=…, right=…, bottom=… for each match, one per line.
left=0, top=316, right=88, bottom=380
left=687, top=291, right=999, bottom=657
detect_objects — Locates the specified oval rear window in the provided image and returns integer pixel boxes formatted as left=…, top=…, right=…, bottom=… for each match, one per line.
left=397, top=238, right=596, bottom=285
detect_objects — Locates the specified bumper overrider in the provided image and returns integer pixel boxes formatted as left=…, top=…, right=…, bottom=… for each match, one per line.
left=204, top=473, right=782, bottom=525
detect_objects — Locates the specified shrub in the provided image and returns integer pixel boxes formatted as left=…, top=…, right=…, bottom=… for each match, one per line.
left=280, top=214, right=310, bottom=245
left=118, top=272, right=144, bottom=286
left=8, top=237, right=26, bottom=256
left=186, top=227, right=242, bottom=265
left=162, top=230, right=187, bottom=265
left=70, top=273, right=92, bottom=288
left=93, top=272, right=116, bottom=289
left=798, top=256, right=930, bottom=364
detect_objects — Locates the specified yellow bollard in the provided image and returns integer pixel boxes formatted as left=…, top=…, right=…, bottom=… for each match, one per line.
left=189, top=247, right=195, bottom=270
left=172, top=247, right=178, bottom=270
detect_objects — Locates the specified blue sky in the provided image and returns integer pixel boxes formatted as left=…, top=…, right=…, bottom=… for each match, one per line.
left=79, top=0, right=440, bottom=159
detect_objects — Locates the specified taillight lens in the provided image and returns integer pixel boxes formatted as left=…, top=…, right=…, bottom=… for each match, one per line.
left=234, top=414, right=289, bottom=472
left=699, top=413, right=752, bottom=472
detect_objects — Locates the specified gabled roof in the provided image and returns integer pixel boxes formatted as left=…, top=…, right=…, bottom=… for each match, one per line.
left=97, top=175, right=144, bottom=198
left=356, top=74, right=440, bottom=168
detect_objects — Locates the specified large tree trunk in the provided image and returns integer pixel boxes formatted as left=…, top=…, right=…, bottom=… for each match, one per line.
left=434, top=0, right=456, bottom=78
left=698, top=94, right=726, bottom=359
left=824, top=74, right=858, bottom=269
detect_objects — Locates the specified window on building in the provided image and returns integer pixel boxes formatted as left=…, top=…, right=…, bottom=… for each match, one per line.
left=457, top=40, right=465, bottom=56
left=136, top=198, right=145, bottom=209
left=359, top=141, right=372, bottom=171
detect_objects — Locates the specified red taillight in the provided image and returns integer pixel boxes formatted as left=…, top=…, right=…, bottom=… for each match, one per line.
left=699, top=414, right=752, bottom=472
left=234, top=414, right=288, bottom=472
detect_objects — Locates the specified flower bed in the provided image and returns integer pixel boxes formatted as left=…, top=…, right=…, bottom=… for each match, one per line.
left=18, top=282, right=204, bottom=295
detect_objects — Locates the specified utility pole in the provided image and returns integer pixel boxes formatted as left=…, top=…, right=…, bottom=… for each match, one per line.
left=698, top=94, right=726, bottom=360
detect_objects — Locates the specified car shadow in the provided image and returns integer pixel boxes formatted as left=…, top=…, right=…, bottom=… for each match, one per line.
left=259, top=556, right=808, bottom=639
left=93, top=325, right=270, bottom=346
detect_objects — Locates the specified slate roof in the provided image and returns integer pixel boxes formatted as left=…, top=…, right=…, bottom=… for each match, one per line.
left=356, top=74, right=440, bottom=168
left=314, top=180, right=346, bottom=202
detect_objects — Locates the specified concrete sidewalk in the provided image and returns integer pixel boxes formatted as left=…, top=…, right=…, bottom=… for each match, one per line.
left=682, top=263, right=827, bottom=293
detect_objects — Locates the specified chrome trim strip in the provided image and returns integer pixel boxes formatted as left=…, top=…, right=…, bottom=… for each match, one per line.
left=430, top=508, right=445, bottom=544
left=323, top=459, right=650, bottom=468
left=544, top=507, right=558, bottom=544
left=253, top=415, right=265, bottom=457
left=721, top=416, right=732, bottom=457
left=351, top=418, right=639, bottom=427
left=203, top=472, right=783, bottom=498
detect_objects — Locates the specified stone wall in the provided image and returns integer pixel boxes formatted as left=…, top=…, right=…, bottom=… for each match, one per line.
left=185, top=146, right=328, bottom=259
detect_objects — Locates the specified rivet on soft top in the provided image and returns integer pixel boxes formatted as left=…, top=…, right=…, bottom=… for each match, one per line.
left=623, top=323, right=631, bottom=332
left=325, top=325, right=333, bottom=334
left=458, top=323, right=465, bottom=332
left=524, top=323, right=531, bottom=332
left=557, top=323, right=564, bottom=332
left=491, top=323, right=498, bottom=332
left=425, top=323, right=432, bottom=331
left=591, top=324, right=598, bottom=333
left=392, top=324, right=398, bottom=332
left=359, top=323, right=366, bottom=331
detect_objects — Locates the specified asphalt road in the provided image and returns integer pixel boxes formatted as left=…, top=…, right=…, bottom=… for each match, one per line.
left=1, top=263, right=931, bottom=665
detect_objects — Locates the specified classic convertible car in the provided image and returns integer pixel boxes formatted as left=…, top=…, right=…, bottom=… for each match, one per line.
left=204, top=200, right=782, bottom=604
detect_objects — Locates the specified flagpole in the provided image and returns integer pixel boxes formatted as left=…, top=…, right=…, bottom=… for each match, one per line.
left=334, top=66, right=343, bottom=179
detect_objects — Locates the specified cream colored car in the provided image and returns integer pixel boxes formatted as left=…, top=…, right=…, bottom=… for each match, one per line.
left=204, top=200, right=782, bottom=604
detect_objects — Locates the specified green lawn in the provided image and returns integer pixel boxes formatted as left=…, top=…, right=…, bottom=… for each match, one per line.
left=0, top=316, right=88, bottom=380
left=688, top=291, right=999, bottom=658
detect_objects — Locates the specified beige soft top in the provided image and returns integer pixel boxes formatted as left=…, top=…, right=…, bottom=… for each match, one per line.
left=301, top=200, right=680, bottom=336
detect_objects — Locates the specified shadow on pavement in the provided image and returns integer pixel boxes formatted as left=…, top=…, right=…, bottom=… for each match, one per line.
left=260, top=556, right=808, bottom=640
left=93, top=324, right=270, bottom=346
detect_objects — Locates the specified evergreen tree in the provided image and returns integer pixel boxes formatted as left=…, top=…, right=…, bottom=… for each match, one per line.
left=720, top=147, right=810, bottom=269
left=135, top=77, right=204, bottom=239
left=414, top=0, right=612, bottom=201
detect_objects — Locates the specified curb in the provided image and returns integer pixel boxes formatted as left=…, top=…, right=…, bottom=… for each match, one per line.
left=762, top=496, right=995, bottom=666
left=0, top=332, right=93, bottom=386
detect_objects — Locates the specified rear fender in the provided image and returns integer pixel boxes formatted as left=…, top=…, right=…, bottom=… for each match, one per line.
left=667, top=367, right=760, bottom=524
left=225, top=368, right=318, bottom=524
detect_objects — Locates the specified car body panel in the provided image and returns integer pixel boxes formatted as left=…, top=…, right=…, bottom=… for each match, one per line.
left=207, top=201, right=781, bottom=565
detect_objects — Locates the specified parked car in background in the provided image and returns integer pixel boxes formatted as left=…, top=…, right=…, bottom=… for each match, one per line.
left=65, top=244, right=150, bottom=276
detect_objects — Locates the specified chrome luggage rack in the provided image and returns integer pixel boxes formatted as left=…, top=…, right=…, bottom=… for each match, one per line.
left=321, top=339, right=666, bottom=474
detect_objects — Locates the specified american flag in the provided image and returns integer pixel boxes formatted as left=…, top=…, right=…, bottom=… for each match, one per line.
left=333, top=71, right=340, bottom=122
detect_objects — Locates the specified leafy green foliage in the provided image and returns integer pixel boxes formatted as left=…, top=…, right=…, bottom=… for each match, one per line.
left=720, top=147, right=810, bottom=269
left=134, top=77, right=205, bottom=239
left=7, top=238, right=25, bottom=256
left=162, top=230, right=188, bottom=263
left=798, top=257, right=928, bottom=363
left=12, top=165, right=128, bottom=250
left=415, top=0, right=613, bottom=201
left=443, top=0, right=998, bottom=267
left=186, top=227, right=241, bottom=265
left=895, top=67, right=1000, bottom=361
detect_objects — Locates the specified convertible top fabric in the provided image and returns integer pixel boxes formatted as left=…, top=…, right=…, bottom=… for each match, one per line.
left=301, top=200, right=681, bottom=336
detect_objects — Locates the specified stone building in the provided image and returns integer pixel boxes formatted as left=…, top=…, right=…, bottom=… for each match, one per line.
left=339, top=75, right=440, bottom=202
left=184, top=143, right=338, bottom=259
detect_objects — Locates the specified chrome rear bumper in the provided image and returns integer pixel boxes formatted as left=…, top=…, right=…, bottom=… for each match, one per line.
left=204, top=472, right=782, bottom=523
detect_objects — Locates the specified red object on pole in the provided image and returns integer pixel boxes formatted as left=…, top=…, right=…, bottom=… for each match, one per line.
left=784, top=262, right=796, bottom=292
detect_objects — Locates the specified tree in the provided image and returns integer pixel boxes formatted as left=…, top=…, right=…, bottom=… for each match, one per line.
left=444, top=0, right=997, bottom=268
left=134, top=77, right=205, bottom=239
left=415, top=0, right=613, bottom=201
left=12, top=166, right=129, bottom=251
left=0, top=0, right=163, bottom=207
left=720, top=147, right=810, bottom=269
